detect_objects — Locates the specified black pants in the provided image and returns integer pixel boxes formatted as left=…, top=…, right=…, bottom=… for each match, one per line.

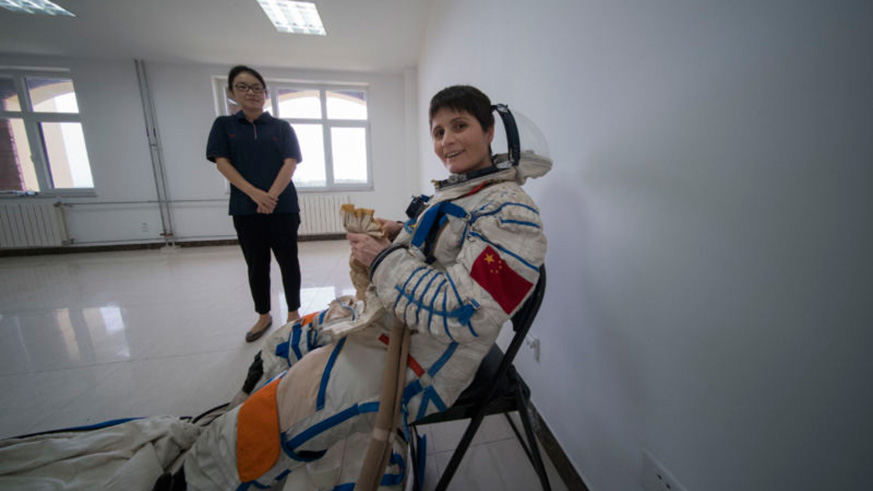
left=233, top=213, right=301, bottom=315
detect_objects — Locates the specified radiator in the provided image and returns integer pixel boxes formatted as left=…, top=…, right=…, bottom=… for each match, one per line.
left=0, top=201, right=69, bottom=248
left=298, top=194, right=349, bottom=236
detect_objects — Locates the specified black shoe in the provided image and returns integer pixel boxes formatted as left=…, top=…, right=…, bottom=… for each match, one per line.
left=245, top=321, right=272, bottom=343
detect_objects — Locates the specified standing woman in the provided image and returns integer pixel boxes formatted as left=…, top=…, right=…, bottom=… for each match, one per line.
left=207, top=65, right=303, bottom=342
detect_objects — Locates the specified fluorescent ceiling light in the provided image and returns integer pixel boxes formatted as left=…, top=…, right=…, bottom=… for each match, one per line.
left=0, top=0, right=75, bottom=16
left=256, top=0, right=326, bottom=36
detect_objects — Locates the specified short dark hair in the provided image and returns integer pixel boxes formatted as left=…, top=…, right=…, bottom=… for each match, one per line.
left=429, top=85, right=494, bottom=131
left=227, top=65, right=266, bottom=90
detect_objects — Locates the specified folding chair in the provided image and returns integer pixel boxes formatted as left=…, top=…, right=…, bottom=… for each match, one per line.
left=410, top=266, right=550, bottom=491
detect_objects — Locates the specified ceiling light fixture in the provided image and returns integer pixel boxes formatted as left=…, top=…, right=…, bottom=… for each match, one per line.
left=0, top=0, right=75, bottom=16
left=256, top=0, right=326, bottom=36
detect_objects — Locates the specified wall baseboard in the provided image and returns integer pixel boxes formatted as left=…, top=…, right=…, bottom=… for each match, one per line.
left=0, top=234, right=345, bottom=257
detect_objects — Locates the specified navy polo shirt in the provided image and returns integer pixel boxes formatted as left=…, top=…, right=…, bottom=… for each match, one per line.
left=206, top=111, right=303, bottom=216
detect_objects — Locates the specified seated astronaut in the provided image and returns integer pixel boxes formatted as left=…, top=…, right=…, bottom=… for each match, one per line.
left=162, top=85, right=551, bottom=490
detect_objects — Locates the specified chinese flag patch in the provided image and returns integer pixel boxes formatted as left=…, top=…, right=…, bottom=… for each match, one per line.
left=470, top=245, right=534, bottom=314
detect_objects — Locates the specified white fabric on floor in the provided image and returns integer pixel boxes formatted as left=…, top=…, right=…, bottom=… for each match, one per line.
left=0, top=416, right=200, bottom=491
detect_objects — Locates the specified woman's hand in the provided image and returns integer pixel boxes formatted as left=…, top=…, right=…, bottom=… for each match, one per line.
left=348, top=232, right=391, bottom=267
left=249, top=188, right=278, bottom=214
left=376, top=218, right=403, bottom=241
left=215, top=158, right=276, bottom=213
left=263, top=159, right=296, bottom=214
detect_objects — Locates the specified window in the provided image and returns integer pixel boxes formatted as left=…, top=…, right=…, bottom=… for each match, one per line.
left=0, top=70, right=94, bottom=194
left=213, top=78, right=371, bottom=190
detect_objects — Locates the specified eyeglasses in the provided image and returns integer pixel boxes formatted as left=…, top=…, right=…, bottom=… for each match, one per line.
left=233, top=83, right=265, bottom=94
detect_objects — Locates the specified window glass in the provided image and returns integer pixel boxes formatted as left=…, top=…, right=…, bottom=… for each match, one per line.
left=292, top=124, right=326, bottom=187
left=330, top=127, right=368, bottom=184
left=40, top=122, right=93, bottom=188
left=1, top=73, right=94, bottom=192
left=0, top=77, right=21, bottom=111
left=214, top=80, right=371, bottom=190
left=224, top=96, right=241, bottom=116
left=262, top=91, right=273, bottom=115
left=326, top=90, right=367, bottom=120
left=27, top=78, right=79, bottom=114
left=0, top=118, right=39, bottom=191
left=278, top=89, right=321, bottom=119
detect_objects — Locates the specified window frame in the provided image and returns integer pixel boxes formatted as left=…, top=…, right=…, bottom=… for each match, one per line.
left=0, top=68, right=95, bottom=197
left=212, top=77, right=373, bottom=192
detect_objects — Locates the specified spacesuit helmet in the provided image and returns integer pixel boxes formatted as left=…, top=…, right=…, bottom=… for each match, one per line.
left=435, top=102, right=552, bottom=188
left=489, top=104, right=552, bottom=183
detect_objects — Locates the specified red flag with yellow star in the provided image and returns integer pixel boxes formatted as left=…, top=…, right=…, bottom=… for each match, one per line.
left=470, top=245, right=534, bottom=314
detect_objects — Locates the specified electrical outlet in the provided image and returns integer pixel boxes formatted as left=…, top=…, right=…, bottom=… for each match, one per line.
left=642, top=451, right=687, bottom=491
left=525, top=335, right=540, bottom=361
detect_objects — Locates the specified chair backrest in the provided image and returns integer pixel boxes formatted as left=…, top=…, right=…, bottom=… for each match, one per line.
left=487, top=265, right=547, bottom=397
left=506, top=265, right=546, bottom=354
left=512, top=265, right=547, bottom=334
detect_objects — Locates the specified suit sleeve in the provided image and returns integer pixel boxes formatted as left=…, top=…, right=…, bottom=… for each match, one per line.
left=370, top=189, right=546, bottom=344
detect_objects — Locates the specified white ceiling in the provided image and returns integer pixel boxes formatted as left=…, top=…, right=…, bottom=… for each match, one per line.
left=0, top=0, right=432, bottom=72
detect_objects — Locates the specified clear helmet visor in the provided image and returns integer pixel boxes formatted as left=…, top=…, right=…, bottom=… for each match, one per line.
left=491, top=104, right=552, bottom=183
left=491, top=106, right=550, bottom=160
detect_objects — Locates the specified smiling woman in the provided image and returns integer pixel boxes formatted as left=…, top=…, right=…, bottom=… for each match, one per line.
left=171, top=84, right=551, bottom=490
left=429, top=85, right=496, bottom=175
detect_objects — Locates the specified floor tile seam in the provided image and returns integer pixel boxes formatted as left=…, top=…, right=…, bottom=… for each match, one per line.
left=0, top=359, right=134, bottom=378
left=134, top=347, right=252, bottom=363
left=0, top=298, right=205, bottom=314
left=0, top=347, right=246, bottom=377
left=491, top=436, right=538, bottom=491
left=17, top=399, right=84, bottom=439
left=426, top=435, right=517, bottom=459
left=0, top=305, right=103, bottom=316
left=430, top=442, right=512, bottom=490
left=425, top=431, right=518, bottom=448
left=487, top=448, right=514, bottom=491
left=13, top=362, right=126, bottom=438
left=443, top=438, right=523, bottom=491
left=474, top=434, right=518, bottom=445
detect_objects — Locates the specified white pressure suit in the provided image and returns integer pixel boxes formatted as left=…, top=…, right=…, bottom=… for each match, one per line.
left=179, top=153, right=550, bottom=490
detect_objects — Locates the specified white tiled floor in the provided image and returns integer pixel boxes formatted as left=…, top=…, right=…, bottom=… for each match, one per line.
left=0, top=242, right=566, bottom=490
left=413, top=413, right=568, bottom=491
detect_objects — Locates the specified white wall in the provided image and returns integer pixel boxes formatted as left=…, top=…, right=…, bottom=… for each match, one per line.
left=0, top=54, right=415, bottom=244
left=418, top=1, right=873, bottom=490
left=0, top=54, right=163, bottom=243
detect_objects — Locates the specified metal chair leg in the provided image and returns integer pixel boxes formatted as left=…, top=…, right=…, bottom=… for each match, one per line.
left=434, top=412, right=487, bottom=491
left=410, top=426, right=421, bottom=491
left=505, top=411, right=534, bottom=463
left=514, top=383, right=552, bottom=491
